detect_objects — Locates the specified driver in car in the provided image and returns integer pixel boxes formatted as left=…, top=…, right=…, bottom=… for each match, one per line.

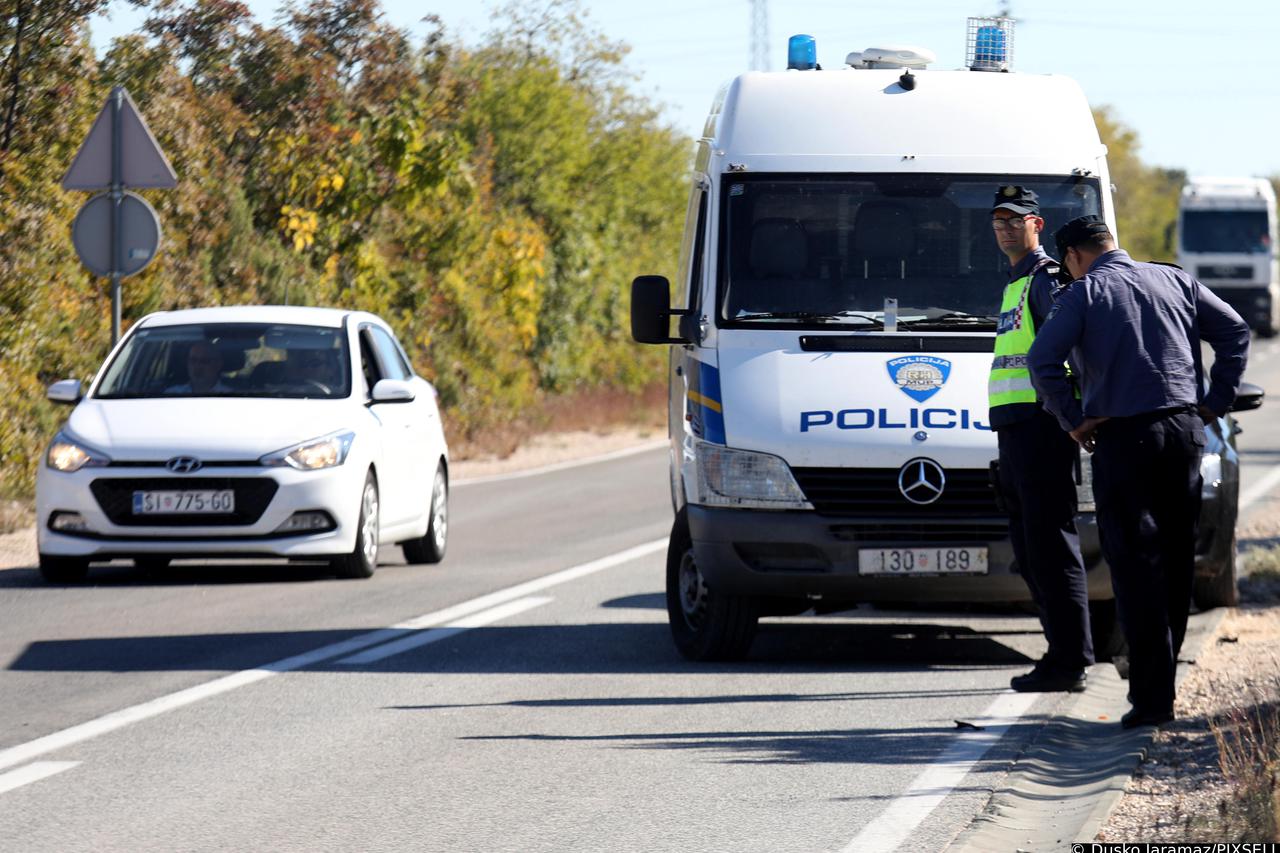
left=283, top=348, right=336, bottom=392
left=166, top=341, right=231, bottom=395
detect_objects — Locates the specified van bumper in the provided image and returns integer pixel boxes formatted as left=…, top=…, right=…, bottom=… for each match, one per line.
left=687, top=505, right=1110, bottom=603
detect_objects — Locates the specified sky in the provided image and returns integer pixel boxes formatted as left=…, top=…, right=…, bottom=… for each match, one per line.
left=89, top=0, right=1280, bottom=179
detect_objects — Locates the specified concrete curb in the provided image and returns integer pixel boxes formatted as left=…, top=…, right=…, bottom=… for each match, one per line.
left=945, top=607, right=1228, bottom=853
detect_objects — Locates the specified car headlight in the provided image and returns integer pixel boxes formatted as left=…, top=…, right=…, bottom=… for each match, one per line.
left=1075, top=448, right=1095, bottom=513
left=1200, top=452, right=1222, bottom=500
left=260, top=431, right=355, bottom=470
left=46, top=431, right=111, bottom=472
left=686, top=438, right=813, bottom=510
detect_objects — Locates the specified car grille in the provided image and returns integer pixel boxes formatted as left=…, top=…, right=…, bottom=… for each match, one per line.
left=1197, top=264, right=1253, bottom=280
left=89, top=477, right=278, bottom=527
left=828, top=521, right=1010, bottom=544
left=791, top=467, right=1005, bottom=518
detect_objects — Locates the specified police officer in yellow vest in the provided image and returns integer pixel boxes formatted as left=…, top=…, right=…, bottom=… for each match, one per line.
left=989, top=186, right=1093, bottom=692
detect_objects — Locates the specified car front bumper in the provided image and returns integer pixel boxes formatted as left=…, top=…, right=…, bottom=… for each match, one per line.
left=36, top=461, right=366, bottom=560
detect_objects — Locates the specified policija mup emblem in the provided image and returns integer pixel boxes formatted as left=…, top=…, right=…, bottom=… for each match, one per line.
left=886, top=355, right=951, bottom=403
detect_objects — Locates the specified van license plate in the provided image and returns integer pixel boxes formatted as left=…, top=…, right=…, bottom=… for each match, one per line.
left=132, top=490, right=235, bottom=515
left=858, top=547, right=987, bottom=575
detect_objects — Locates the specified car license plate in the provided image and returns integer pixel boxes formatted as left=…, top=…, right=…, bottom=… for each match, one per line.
left=132, top=490, right=235, bottom=515
left=858, top=547, right=988, bottom=575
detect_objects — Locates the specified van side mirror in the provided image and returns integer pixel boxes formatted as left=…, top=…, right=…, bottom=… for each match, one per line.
left=630, top=276, right=691, bottom=345
left=47, top=379, right=82, bottom=405
left=1231, top=381, right=1265, bottom=412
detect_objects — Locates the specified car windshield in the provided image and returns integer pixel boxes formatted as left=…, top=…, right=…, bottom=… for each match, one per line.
left=95, top=322, right=352, bottom=399
left=718, top=173, right=1102, bottom=329
left=1180, top=210, right=1271, bottom=254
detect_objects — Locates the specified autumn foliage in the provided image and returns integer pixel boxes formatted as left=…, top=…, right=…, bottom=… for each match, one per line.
left=0, top=0, right=688, bottom=497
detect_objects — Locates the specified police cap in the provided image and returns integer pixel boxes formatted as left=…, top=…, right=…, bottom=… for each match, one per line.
left=1054, top=215, right=1112, bottom=258
left=991, top=185, right=1039, bottom=216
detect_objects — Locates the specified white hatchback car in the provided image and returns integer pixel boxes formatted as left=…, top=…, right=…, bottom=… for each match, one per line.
left=35, top=306, right=449, bottom=582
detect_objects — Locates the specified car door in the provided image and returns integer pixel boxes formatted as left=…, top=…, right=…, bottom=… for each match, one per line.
left=358, top=326, right=414, bottom=529
left=361, top=324, right=433, bottom=528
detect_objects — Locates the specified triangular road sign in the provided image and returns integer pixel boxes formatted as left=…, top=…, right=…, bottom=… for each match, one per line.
left=61, top=87, right=178, bottom=190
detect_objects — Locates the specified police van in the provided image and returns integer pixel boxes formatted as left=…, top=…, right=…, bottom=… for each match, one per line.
left=630, top=21, right=1122, bottom=660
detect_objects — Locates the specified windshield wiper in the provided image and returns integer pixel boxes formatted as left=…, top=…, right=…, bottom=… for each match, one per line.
left=897, top=312, right=999, bottom=328
left=734, top=310, right=885, bottom=327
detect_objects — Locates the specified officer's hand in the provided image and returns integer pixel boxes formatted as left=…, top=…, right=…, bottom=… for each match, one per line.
left=1069, top=416, right=1110, bottom=452
left=1198, top=405, right=1218, bottom=425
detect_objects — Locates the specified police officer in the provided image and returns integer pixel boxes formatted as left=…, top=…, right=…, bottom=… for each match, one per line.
left=1028, top=215, right=1249, bottom=728
left=988, top=186, right=1093, bottom=693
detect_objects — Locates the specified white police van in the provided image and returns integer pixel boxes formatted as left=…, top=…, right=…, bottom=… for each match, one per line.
left=631, top=21, right=1121, bottom=660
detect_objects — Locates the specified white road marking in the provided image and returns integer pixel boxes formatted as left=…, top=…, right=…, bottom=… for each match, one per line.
left=1240, top=463, right=1280, bottom=513
left=839, top=692, right=1038, bottom=853
left=453, top=440, right=667, bottom=486
left=0, top=761, right=80, bottom=795
left=336, top=596, right=553, bottom=665
left=0, top=538, right=666, bottom=774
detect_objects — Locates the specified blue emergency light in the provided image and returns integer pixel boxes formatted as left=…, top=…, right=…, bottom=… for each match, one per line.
left=973, top=25, right=1006, bottom=66
left=787, top=35, right=817, bottom=70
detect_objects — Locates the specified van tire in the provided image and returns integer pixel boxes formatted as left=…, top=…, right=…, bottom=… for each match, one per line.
left=666, top=508, right=759, bottom=661
left=1193, top=533, right=1239, bottom=609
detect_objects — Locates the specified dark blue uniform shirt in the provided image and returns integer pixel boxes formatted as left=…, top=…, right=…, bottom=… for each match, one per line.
left=1028, top=249, right=1250, bottom=431
left=989, top=246, right=1063, bottom=430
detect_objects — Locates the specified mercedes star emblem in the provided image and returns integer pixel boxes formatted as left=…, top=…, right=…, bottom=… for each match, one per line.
left=898, top=457, right=945, bottom=505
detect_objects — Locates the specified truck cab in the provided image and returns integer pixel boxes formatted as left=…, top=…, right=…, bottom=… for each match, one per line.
left=1177, top=176, right=1279, bottom=337
left=631, top=24, right=1122, bottom=661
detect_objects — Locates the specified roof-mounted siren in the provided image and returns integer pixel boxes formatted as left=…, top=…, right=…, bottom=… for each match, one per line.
left=966, top=17, right=1014, bottom=72
left=787, top=34, right=818, bottom=70
left=844, top=45, right=935, bottom=70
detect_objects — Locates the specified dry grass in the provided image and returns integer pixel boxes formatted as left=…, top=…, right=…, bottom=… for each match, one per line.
left=447, top=384, right=666, bottom=461
left=1241, top=545, right=1280, bottom=604
left=1208, top=686, right=1280, bottom=841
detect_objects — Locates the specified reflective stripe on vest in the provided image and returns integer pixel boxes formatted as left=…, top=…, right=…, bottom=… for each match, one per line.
left=988, top=270, right=1039, bottom=409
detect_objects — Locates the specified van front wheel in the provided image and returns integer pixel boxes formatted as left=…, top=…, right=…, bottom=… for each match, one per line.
left=666, top=509, right=759, bottom=661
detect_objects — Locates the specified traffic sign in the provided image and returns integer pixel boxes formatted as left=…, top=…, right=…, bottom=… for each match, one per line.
left=71, top=192, right=161, bottom=278
left=61, top=88, right=177, bottom=190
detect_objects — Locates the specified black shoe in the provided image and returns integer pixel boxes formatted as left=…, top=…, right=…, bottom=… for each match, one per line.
left=1121, top=708, right=1174, bottom=729
left=1010, top=667, right=1087, bottom=693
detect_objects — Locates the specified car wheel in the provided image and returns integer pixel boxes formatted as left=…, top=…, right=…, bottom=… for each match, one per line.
left=1257, top=323, right=1277, bottom=339
left=333, top=472, right=379, bottom=579
left=1193, top=533, right=1239, bottom=609
left=39, top=554, right=89, bottom=584
left=403, top=462, right=447, bottom=565
left=1088, top=597, right=1127, bottom=663
left=666, top=508, right=759, bottom=661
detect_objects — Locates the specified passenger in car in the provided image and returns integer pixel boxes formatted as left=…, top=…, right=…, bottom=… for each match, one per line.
left=283, top=348, right=338, bottom=391
left=166, top=341, right=231, bottom=395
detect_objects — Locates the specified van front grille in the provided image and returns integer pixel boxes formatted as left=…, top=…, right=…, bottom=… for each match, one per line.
left=791, top=467, right=1004, bottom=518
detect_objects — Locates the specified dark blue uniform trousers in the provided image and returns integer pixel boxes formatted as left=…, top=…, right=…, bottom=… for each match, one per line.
left=998, top=410, right=1094, bottom=672
left=1091, top=408, right=1205, bottom=715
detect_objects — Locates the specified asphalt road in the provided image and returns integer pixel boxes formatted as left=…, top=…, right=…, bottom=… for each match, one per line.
left=2, top=336, right=1279, bottom=853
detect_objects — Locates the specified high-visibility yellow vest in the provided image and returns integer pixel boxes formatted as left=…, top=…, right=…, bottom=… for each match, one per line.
left=988, top=267, right=1043, bottom=410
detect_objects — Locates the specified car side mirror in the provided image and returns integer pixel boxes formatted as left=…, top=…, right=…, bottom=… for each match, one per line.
left=1231, top=381, right=1264, bottom=412
left=370, top=379, right=415, bottom=404
left=47, top=379, right=82, bottom=405
left=631, top=275, right=691, bottom=345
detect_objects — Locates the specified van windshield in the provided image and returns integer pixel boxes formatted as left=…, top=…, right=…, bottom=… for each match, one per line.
left=1180, top=210, right=1271, bottom=254
left=718, top=173, right=1102, bottom=329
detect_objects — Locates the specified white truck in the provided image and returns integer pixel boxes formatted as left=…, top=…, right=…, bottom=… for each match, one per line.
left=630, top=21, right=1123, bottom=661
left=1177, top=176, right=1278, bottom=337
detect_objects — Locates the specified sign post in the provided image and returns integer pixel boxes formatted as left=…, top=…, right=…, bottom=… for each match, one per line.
left=61, top=86, right=177, bottom=345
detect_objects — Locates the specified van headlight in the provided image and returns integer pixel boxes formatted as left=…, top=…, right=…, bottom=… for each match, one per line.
left=46, top=431, right=111, bottom=472
left=1200, top=452, right=1222, bottom=500
left=260, top=431, right=355, bottom=470
left=1076, top=448, right=1095, bottom=513
left=686, top=438, right=813, bottom=510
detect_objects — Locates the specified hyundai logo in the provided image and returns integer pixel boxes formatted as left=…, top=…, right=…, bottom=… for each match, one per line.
left=166, top=456, right=203, bottom=474
left=898, top=458, right=945, bottom=505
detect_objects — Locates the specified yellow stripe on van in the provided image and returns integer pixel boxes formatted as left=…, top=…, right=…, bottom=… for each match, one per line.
left=687, top=390, right=722, bottom=413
